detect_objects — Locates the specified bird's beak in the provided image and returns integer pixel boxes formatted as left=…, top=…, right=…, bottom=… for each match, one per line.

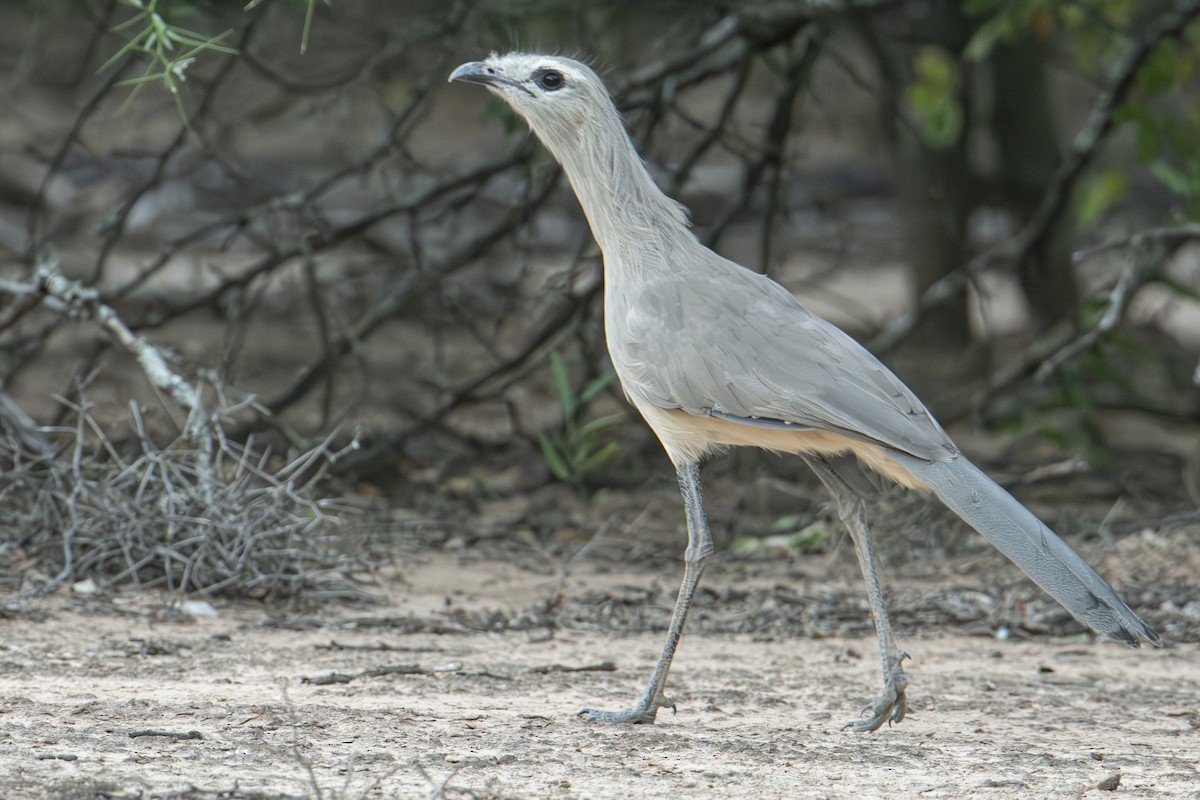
left=449, top=61, right=501, bottom=87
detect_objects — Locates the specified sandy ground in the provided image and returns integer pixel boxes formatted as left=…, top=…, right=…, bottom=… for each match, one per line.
left=2, top=551, right=1197, bottom=800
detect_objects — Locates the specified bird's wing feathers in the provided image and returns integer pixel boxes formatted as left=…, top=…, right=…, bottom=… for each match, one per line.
left=614, top=252, right=955, bottom=462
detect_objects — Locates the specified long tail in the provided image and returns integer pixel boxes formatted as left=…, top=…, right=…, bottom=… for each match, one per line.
left=888, top=451, right=1161, bottom=647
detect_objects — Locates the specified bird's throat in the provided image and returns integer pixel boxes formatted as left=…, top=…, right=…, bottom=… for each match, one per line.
left=532, top=112, right=695, bottom=274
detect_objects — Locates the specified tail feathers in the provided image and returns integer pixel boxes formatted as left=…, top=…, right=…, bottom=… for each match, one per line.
left=890, top=452, right=1161, bottom=647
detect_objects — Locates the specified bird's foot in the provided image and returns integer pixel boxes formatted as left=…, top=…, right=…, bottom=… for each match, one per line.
left=842, top=684, right=906, bottom=732
left=842, top=653, right=909, bottom=733
left=577, top=692, right=675, bottom=725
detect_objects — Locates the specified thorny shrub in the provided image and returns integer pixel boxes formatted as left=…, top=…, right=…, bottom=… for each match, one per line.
left=0, top=396, right=375, bottom=606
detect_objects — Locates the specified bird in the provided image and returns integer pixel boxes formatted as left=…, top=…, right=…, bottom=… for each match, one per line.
left=448, top=52, right=1160, bottom=732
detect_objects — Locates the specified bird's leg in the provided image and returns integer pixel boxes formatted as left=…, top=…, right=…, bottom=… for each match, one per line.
left=578, top=461, right=713, bottom=724
left=801, top=455, right=909, bottom=732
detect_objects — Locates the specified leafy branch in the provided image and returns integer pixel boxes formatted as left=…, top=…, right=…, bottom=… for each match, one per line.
left=870, top=0, right=1200, bottom=355
left=102, top=0, right=238, bottom=116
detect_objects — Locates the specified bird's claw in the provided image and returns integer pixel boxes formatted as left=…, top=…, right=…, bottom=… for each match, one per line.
left=841, top=689, right=907, bottom=732
left=577, top=694, right=675, bottom=725
left=842, top=657, right=909, bottom=733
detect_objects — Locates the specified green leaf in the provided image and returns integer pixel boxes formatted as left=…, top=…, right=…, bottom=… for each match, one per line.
left=117, top=72, right=168, bottom=87
left=1137, top=40, right=1178, bottom=95
left=579, top=370, right=615, bottom=404
left=905, top=47, right=963, bottom=148
left=730, top=535, right=762, bottom=556
left=575, top=413, right=623, bottom=439
left=912, top=47, right=956, bottom=92
left=770, top=514, right=805, bottom=533
left=576, top=442, right=620, bottom=475
left=1075, top=169, right=1127, bottom=224
left=1136, top=129, right=1161, bottom=164
left=963, top=15, right=1012, bottom=62
left=539, top=350, right=622, bottom=487
left=1112, top=102, right=1149, bottom=125
left=788, top=525, right=834, bottom=553
left=1161, top=116, right=1200, bottom=159
left=538, top=434, right=571, bottom=482
left=921, top=102, right=964, bottom=149
left=905, top=83, right=932, bottom=111
left=1115, top=103, right=1161, bottom=163
left=1149, top=160, right=1193, bottom=196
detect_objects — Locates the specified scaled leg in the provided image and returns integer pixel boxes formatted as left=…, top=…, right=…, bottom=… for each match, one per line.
left=802, top=454, right=909, bottom=732
left=578, top=461, right=713, bottom=724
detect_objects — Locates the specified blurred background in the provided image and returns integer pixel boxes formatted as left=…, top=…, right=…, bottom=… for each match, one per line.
left=1, top=0, right=1197, bottom=610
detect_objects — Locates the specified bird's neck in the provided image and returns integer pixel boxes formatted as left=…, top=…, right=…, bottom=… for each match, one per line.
left=531, top=110, right=696, bottom=273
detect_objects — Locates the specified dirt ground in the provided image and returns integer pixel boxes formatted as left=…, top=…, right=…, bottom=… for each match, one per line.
left=3, top=541, right=1198, bottom=800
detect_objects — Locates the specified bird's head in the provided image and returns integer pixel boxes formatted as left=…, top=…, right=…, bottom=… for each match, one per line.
left=449, top=53, right=613, bottom=135
left=449, top=51, right=689, bottom=236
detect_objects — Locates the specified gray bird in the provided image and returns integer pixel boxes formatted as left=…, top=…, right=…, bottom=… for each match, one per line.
left=449, top=52, right=1160, bottom=732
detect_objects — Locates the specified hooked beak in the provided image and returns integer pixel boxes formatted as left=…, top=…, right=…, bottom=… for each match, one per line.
left=449, top=61, right=501, bottom=86
left=449, top=61, right=531, bottom=95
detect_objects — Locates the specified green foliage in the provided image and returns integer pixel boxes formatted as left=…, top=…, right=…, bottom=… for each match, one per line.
left=102, top=0, right=326, bottom=116
left=103, top=0, right=238, bottom=116
left=1112, top=33, right=1200, bottom=219
left=905, top=46, right=963, bottom=149
left=1038, top=353, right=1111, bottom=467
left=1031, top=333, right=1149, bottom=468
left=965, top=0, right=1200, bottom=223
left=1137, top=38, right=1185, bottom=95
left=769, top=513, right=836, bottom=553
left=963, top=0, right=1030, bottom=61
left=1075, top=169, right=1127, bottom=224
left=537, top=352, right=621, bottom=488
left=1113, top=96, right=1200, bottom=219
left=730, top=517, right=834, bottom=557
left=961, top=0, right=1075, bottom=62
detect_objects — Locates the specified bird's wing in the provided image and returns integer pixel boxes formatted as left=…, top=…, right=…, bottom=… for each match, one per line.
left=611, top=252, right=1161, bottom=647
left=612, top=252, right=955, bottom=462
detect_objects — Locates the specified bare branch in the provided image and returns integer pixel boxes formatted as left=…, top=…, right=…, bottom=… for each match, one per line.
left=35, top=260, right=206, bottom=438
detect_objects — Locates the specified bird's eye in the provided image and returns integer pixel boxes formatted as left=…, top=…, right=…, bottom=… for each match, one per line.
left=534, top=69, right=565, bottom=91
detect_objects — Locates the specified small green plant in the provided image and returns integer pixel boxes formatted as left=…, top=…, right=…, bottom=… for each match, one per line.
left=101, top=0, right=327, bottom=117
left=538, top=351, right=621, bottom=488
left=905, top=46, right=963, bottom=149
left=730, top=516, right=835, bottom=557
left=102, top=0, right=239, bottom=116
